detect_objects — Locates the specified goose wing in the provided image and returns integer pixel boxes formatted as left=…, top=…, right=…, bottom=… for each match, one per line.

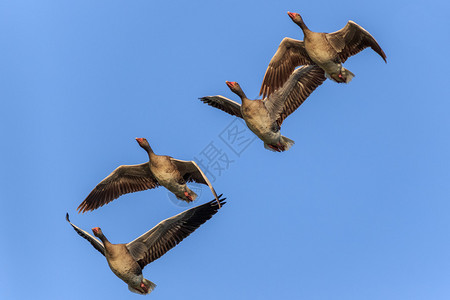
left=326, top=20, right=387, bottom=63
left=126, top=197, right=226, bottom=269
left=199, top=96, right=243, bottom=118
left=260, top=37, right=312, bottom=98
left=170, top=159, right=221, bottom=207
left=66, top=213, right=105, bottom=256
left=263, top=65, right=326, bottom=126
left=77, top=163, right=159, bottom=213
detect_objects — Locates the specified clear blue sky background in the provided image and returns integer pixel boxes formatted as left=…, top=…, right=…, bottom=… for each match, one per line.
left=1, top=1, right=449, bottom=299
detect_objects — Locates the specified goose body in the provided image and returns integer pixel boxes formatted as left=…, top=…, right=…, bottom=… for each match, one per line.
left=205, top=84, right=289, bottom=152
left=200, top=65, right=325, bottom=152
left=304, top=33, right=347, bottom=80
left=77, top=138, right=220, bottom=213
left=103, top=243, right=150, bottom=293
left=301, top=21, right=357, bottom=83
left=67, top=196, right=226, bottom=294
left=148, top=154, right=192, bottom=200
left=259, top=12, right=387, bottom=98
left=241, top=97, right=282, bottom=149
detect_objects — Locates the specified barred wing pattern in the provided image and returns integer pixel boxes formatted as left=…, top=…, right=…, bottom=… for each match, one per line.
left=326, top=21, right=387, bottom=63
left=199, top=96, right=243, bottom=118
left=126, top=197, right=226, bottom=269
left=263, top=65, right=326, bottom=126
left=259, top=37, right=312, bottom=98
left=77, top=163, right=159, bottom=213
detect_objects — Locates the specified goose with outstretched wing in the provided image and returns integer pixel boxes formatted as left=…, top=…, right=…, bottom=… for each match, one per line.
left=67, top=196, right=225, bottom=294
left=200, top=65, right=325, bottom=152
left=260, top=12, right=387, bottom=98
left=77, top=138, right=221, bottom=213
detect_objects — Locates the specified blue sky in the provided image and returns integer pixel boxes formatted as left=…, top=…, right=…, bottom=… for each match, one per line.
left=1, top=0, right=450, bottom=299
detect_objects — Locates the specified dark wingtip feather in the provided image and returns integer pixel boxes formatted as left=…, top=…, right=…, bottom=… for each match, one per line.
left=375, top=47, right=387, bottom=63
left=211, top=194, right=226, bottom=209
left=66, top=213, right=70, bottom=222
left=76, top=201, right=86, bottom=213
left=199, top=97, right=211, bottom=105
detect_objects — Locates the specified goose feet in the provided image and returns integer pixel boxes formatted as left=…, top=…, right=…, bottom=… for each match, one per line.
left=184, top=191, right=194, bottom=202
left=267, top=144, right=280, bottom=152
left=276, top=142, right=285, bottom=151
left=268, top=143, right=284, bottom=152
left=140, top=283, right=149, bottom=294
left=326, top=71, right=350, bottom=83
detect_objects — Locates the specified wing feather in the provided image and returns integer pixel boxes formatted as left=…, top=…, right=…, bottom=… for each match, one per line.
left=77, top=163, right=159, bottom=213
left=170, top=159, right=221, bottom=207
left=263, top=65, right=326, bottom=125
left=326, top=21, right=387, bottom=63
left=126, top=197, right=226, bottom=269
left=66, top=213, right=105, bottom=256
left=199, top=96, right=243, bottom=118
left=260, top=37, right=312, bottom=98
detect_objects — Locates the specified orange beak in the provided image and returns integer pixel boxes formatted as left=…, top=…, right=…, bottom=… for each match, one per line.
left=225, top=81, right=235, bottom=88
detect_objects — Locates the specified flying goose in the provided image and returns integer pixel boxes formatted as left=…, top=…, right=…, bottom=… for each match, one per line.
left=200, top=65, right=325, bottom=152
left=260, top=12, right=387, bottom=98
left=67, top=196, right=225, bottom=294
left=77, top=138, right=220, bottom=213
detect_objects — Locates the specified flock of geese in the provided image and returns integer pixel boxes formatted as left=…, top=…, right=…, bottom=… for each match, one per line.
left=67, top=12, right=386, bottom=295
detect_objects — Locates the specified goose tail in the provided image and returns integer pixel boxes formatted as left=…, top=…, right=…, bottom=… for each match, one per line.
left=326, top=67, right=355, bottom=84
left=128, top=278, right=157, bottom=295
left=264, top=136, right=295, bottom=152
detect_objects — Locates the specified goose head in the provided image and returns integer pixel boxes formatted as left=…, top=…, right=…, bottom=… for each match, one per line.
left=135, top=137, right=153, bottom=153
left=225, top=81, right=246, bottom=99
left=92, top=227, right=104, bottom=237
left=226, top=81, right=241, bottom=92
left=287, top=12, right=308, bottom=30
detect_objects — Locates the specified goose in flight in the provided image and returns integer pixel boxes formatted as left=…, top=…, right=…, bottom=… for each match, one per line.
left=200, top=65, right=325, bottom=152
left=67, top=196, right=225, bottom=294
left=77, top=138, right=220, bottom=213
left=260, top=12, right=387, bottom=98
